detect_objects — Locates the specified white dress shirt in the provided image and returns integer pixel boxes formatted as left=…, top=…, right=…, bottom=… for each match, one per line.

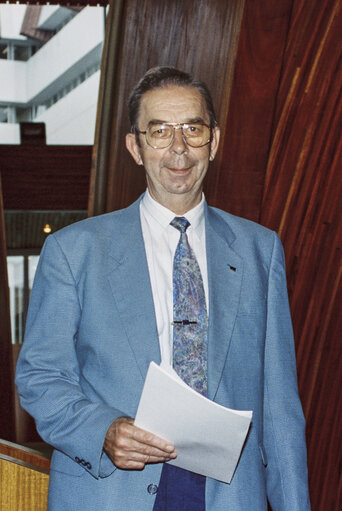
left=140, top=189, right=209, bottom=366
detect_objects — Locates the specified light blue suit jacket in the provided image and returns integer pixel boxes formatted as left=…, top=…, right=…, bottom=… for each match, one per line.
left=16, top=196, right=310, bottom=510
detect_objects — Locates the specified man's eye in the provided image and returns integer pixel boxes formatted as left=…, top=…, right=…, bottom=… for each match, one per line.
left=151, top=126, right=170, bottom=138
left=186, top=125, right=202, bottom=135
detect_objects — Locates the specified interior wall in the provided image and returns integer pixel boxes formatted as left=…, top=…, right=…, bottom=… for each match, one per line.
left=212, top=0, right=294, bottom=220
left=1, top=145, right=91, bottom=210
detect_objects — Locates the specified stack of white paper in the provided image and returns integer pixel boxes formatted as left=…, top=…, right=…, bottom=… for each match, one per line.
left=134, top=362, right=252, bottom=483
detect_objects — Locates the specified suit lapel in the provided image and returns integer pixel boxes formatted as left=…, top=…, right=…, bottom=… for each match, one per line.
left=205, top=206, right=243, bottom=401
left=106, top=199, right=161, bottom=381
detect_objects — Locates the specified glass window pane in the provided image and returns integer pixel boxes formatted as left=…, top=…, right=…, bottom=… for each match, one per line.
left=7, top=255, right=24, bottom=344
left=28, top=255, right=40, bottom=300
left=7, top=254, right=40, bottom=344
left=0, top=4, right=106, bottom=145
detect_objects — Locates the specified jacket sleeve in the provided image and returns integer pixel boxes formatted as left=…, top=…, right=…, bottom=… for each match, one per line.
left=15, top=234, right=123, bottom=479
left=263, top=233, right=311, bottom=510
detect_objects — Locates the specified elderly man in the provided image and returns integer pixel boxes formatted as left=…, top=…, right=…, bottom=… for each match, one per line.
left=16, top=67, right=310, bottom=511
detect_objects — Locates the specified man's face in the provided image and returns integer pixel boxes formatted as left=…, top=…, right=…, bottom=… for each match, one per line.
left=126, top=85, right=220, bottom=213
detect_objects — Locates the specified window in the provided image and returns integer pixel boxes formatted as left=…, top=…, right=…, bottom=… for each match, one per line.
left=0, top=4, right=106, bottom=145
left=7, top=252, right=40, bottom=344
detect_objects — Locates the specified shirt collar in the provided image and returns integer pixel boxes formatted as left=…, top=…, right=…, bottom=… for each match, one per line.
left=141, top=188, right=205, bottom=237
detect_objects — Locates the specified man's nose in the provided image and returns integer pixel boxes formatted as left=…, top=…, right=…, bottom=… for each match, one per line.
left=170, top=128, right=187, bottom=154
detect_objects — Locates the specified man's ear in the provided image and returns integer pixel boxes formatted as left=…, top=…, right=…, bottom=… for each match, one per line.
left=209, top=126, right=220, bottom=161
left=126, top=133, right=143, bottom=165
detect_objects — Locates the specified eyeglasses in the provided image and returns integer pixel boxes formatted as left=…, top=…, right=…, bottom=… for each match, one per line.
left=136, top=122, right=211, bottom=149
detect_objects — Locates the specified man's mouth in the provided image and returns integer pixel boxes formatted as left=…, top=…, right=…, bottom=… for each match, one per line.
left=163, top=156, right=194, bottom=173
left=164, top=161, right=194, bottom=173
left=167, top=166, right=191, bottom=172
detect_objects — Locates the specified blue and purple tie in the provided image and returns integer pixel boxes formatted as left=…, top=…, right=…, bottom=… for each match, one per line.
left=170, top=216, right=208, bottom=396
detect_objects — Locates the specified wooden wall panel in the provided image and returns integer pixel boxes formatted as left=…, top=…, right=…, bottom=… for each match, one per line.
left=211, top=0, right=294, bottom=220
left=0, top=454, right=49, bottom=511
left=0, top=146, right=91, bottom=210
left=259, top=1, right=341, bottom=510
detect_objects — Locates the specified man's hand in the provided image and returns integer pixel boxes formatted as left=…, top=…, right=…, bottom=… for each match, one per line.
left=104, top=417, right=177, bottom=470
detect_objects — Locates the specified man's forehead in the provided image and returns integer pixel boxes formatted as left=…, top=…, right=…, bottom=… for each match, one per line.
left=138, top=85, right=208, bottom=123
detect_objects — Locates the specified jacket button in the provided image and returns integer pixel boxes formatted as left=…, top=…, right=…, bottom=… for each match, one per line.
left=147, top=483, right=158, bottom=495
left=75, top=457, right=81, bottom=463
left=86, top=462, right=92, bottom=470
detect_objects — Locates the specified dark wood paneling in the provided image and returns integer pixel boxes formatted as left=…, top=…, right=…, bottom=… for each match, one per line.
left=0, top=146, right=91, bottom=211
left=88, top=0, right=125, bottom=216
left=0, top=177, right=16, bottom=441
left=90, top=0, right=245, bottom=214
left=260, top=1, right=341, bottom=510
left=213, top=0, right=294, bottom=220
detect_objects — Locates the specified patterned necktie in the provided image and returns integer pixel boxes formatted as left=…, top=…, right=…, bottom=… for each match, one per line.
left=170, top=216, right=208, bottom=396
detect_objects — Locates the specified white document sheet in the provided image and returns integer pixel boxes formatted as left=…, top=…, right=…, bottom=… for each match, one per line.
left=134, top=362, right=252, bottom=484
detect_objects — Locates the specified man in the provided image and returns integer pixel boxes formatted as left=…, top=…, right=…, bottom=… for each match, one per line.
left=16, top=67, right=311, bottom=510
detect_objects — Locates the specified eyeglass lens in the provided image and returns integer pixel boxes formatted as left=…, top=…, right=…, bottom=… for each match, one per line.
left=146, top=123, right=210, bottom=148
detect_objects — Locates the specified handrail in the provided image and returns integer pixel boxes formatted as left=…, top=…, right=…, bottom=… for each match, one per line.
left=0, top=439, right=51, bottom=470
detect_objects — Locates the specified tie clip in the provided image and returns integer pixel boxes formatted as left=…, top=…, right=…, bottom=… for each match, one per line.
left=172, top=320, right=197, bottom=325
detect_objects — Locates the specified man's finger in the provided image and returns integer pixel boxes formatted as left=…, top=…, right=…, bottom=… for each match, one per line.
left=131, top=429, right=175, bottom=453
left=115, top=417, right=175, bottom=453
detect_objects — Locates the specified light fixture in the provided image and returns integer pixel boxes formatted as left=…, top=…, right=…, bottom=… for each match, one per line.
left=43, top=224, right=52, bottom=234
